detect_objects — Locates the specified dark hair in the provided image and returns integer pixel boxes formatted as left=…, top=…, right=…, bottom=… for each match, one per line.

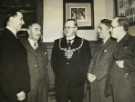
left=100, top=19, right=112, bottom=28
left=116, top=16, right=129, bottom=31
left=4, top=9, right=23, bottom=26
left=65, top=19, right=78, bottom=27
left=28, top=21, right=40, bottom=27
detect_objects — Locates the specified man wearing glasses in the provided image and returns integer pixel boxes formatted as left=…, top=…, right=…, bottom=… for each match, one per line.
left=106, top=16, right=135, bottom=102
left=51, top=19, right=91, bottom=102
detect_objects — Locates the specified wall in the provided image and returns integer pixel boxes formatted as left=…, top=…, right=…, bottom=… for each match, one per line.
left=43, top=0, right=114, bottom=42
left=43, top=0, right=63, bottom=42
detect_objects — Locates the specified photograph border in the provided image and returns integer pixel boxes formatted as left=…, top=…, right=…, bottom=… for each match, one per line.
left=114, top=0, right=135, bottom=26
left=64, top=1, right=94, bottom=30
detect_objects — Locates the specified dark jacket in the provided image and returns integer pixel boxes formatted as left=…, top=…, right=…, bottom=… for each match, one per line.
left=51, top=36, right=91, bottom=86
left=106, top=34, right=135, bottom=102
left=88, top=38, right=116, bottom=102
left=0, top=28, right=30, bottom=102
left=89, top=38, right=116, bottom=80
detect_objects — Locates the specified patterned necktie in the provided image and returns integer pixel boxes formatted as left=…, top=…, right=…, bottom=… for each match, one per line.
left=67, top=40, right=72, bottom=48
left=34, top=42, right=38, bottom=49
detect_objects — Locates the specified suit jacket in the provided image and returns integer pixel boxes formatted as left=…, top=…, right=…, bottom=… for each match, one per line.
left=106, top=34, right=135, bottom=102
left=110, top=34, right=135, bottom=83
left=88, top=38, right=116, bottom=102
left=20, top=39, right=49, bottom=102
left=88, top=38, right=116, bottom=80
left=51, top=36, right=91, bottom=86
left=0, top=28, right=30, bottom=102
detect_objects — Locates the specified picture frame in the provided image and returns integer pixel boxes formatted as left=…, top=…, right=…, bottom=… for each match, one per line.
left=114, top=0, right=135, bottom=26
left=64, top=1, right=94, bottom=29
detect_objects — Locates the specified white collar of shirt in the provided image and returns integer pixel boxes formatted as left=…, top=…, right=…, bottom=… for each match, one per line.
left=66, top=35, right=75, bottom=44
left=103, top=36, right=110, bottom=44
left=6, top=26, right=17, bottom=37
left=28, top=38, right=38, bottom=49
left=117, top=32, right=126, bottom=42
left=66, top=35, right=75, bottom=41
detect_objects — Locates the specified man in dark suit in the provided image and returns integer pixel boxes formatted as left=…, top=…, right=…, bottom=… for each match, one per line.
left=0, top=10, right=30, bottom=102
left=106, top=16, right=135, bottom=102
left=51, top=19, right=91, bottom=102
left=87, top=19, right=115, bottom=102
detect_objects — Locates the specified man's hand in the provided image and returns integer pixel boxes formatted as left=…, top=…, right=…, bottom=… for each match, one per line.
left=87, top=73, right=96, bottom=83
left=116, top=60, right=124, bottom=68
left=16, top=91, right=26, bottom=101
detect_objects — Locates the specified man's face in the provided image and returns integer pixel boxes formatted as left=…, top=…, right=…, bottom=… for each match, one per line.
left=111, top=17, right=122, bottom=39
left=64, top=20, right=77, bottom=37
left=98, top=23, right=110, bottom=39
left=10, top=12, right=24, bottom=32
left=28, top=23, right=41, bottom=41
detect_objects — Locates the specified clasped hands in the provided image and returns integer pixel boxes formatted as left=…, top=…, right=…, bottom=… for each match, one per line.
left=87, top=73, right=96, bottom=83
left=87, top=60, right=124, bottom=83
left=116, top=60, right=124, bottom=68
left=16, top=91, right=26, bottom=101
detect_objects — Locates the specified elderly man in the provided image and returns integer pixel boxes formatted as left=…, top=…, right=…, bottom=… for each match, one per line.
left=51, top=19, right=91, bottom=102
left=0, top=9, right=30, bottom=102
left=20, top=22, right=49, bottom=102
left=106, top=16, right=135, bottom=102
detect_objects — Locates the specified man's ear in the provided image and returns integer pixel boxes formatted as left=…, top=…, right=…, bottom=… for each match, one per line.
left=75, top=27, right=78, bottom=30
left=9, top=16, right=14, bottom=22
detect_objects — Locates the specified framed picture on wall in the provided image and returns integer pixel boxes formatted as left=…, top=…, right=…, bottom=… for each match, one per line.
left=114, top=0, right=135, bottom=26
left=64, top=1, right=94, bottom=29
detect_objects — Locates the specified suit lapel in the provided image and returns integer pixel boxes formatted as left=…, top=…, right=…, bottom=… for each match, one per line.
left=61, top=37, right=69, bottom=48
left=23, top=40, right=38, bottom=57
left=71, top=36, right=81, bottom=49
left=94, top=39, right=111, bottom=64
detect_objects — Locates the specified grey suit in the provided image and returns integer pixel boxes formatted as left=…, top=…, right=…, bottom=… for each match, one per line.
left=88, top=38, right=116, bottom=102
left=107, top=34, right=135, bottom=102
left=21, top=39, right=49, bottom=102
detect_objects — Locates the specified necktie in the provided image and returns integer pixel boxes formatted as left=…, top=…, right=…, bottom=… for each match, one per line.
left=34, top=42, right=38, bottom=49
left=67, top=40, right=72, bottom=47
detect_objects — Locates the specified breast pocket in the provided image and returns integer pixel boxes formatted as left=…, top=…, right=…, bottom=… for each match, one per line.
left=115, top=45, right=132, bottom=60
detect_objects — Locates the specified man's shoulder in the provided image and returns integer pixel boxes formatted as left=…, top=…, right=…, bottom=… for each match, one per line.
left=54, top=37, right=64, bottom=43
left=128, top=34, right=135, bottom=41
left=0, top=29, right=10, bottom=42
left=76, top=36, right=89, bottom=41
left=77, top=37, right=90, bottom=45
left=0, top=28, right=6, bottom=36
left=0, top=28, right=13, bottom=38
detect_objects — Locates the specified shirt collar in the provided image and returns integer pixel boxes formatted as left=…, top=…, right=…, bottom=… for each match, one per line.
left=117, top=32, right=127, bottom=42
left=28, top=38, right=38, bottom=49
left=103, top=37, right=110, bottom=44
left=66, top=35, right=76, bottom=41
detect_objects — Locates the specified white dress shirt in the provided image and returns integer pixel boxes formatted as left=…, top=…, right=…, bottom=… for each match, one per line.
left=28, top=38, right=38, bottom=49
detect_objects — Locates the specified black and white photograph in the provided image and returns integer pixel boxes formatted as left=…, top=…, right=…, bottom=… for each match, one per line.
left=71, top=8, right=86, bottom=21
left=65, top=2, right=94, bottom=29
left=0, top=0, right=135, bottom=102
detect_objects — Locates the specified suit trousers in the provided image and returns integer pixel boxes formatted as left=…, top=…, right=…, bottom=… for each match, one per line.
left=56, top=84, right=84, bottom=102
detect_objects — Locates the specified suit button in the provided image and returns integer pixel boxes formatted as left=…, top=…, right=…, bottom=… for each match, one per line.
left=44, top=51, right=47, bottom=55
left=66, top=62, right=69, bottom=64
left=104, top=49, right=108, bottom=53
left=34, top=64, right=38, bottom=68
left=124, top=73, right=128, bottom=78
